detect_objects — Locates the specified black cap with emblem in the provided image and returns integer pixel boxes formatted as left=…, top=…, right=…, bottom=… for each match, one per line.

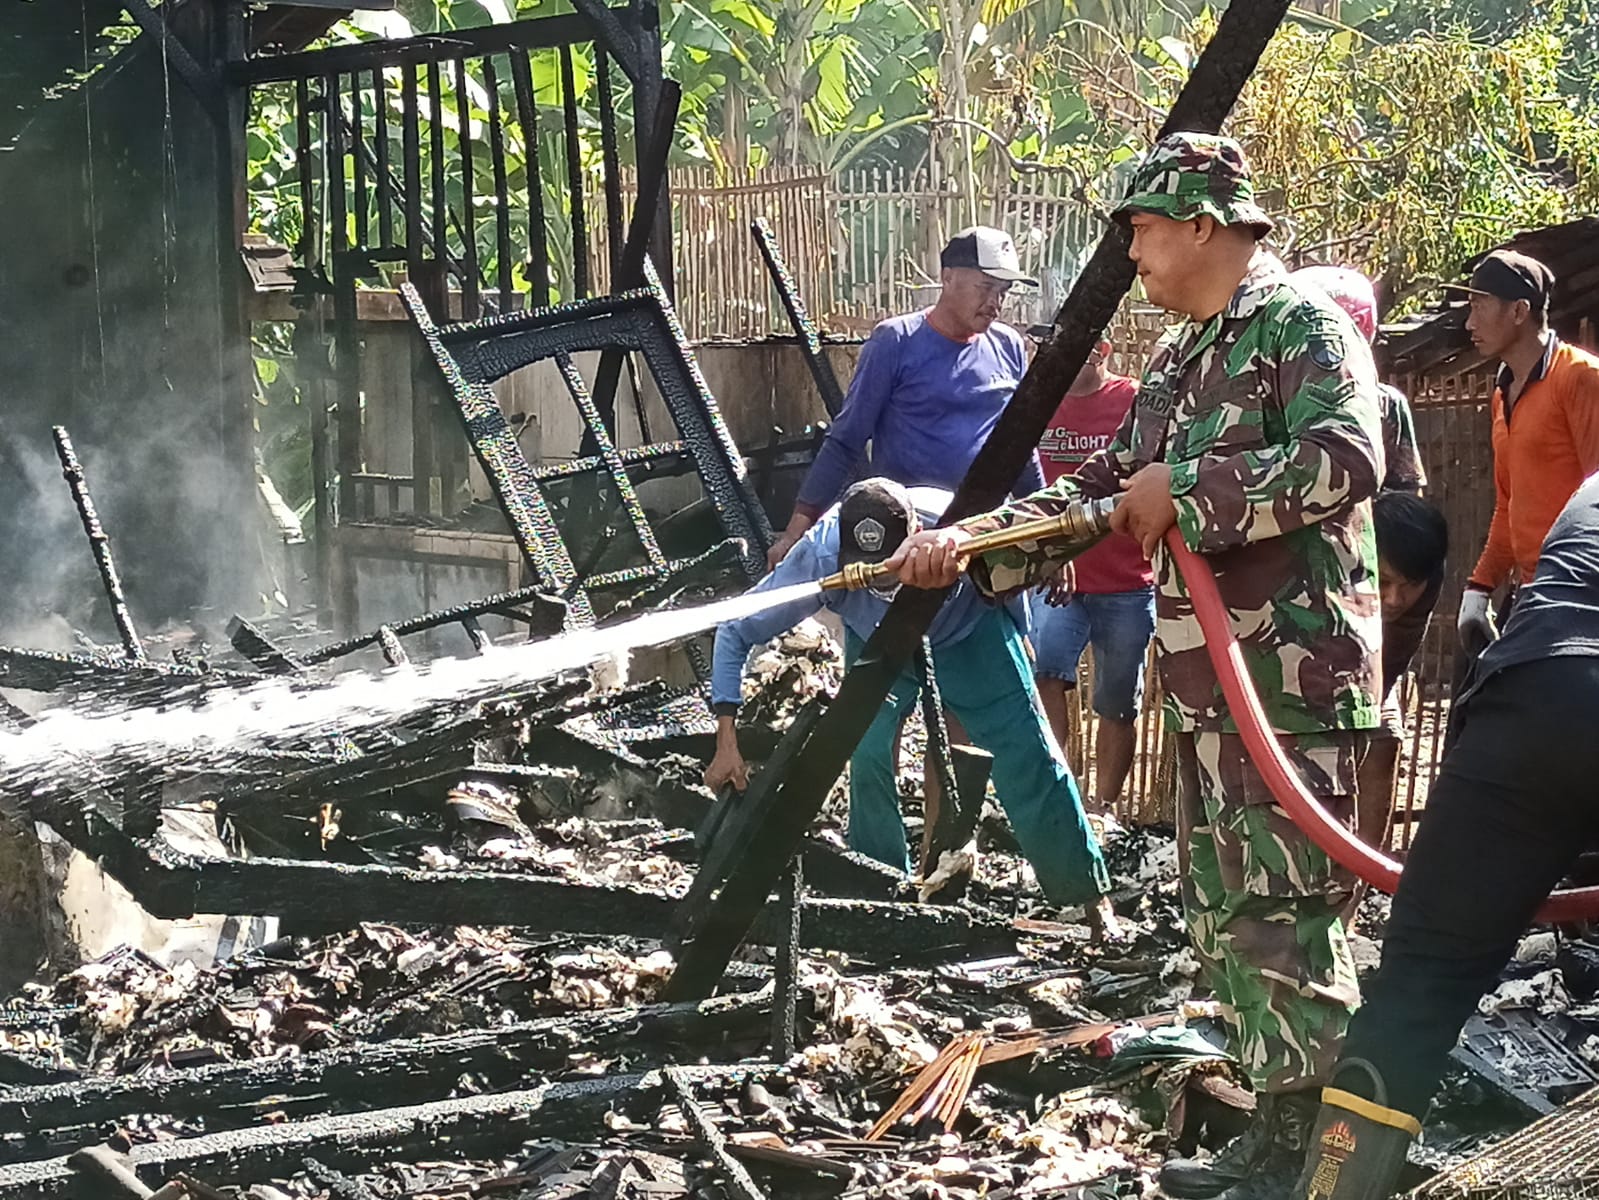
left=838, top=477, right=917, bottom=569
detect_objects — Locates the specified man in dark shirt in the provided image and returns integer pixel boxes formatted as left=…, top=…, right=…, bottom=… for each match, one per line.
left=1289, top=473, right=1599, bottom=1200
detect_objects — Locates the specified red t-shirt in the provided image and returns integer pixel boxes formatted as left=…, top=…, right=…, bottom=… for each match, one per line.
left=1036, top=376, right=1154, bottom=593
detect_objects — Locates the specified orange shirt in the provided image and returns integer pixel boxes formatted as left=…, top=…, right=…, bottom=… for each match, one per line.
left=1471, top=340, right=1599, bottom=589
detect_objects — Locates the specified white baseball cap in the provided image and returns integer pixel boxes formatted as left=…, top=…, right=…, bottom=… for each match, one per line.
left=941, top=226, right=1038, bottom=286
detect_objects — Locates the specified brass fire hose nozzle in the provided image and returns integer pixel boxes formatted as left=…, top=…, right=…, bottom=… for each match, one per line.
left=818, top=495, right=1118, bottom=592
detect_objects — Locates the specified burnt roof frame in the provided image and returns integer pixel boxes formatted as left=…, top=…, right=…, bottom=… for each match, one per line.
left=401, top=269, right=774, bottom=630
left=228, top=4, right=650, bottom=86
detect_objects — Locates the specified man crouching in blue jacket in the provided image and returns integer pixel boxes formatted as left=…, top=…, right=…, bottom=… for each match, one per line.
left=706, top=476, right=1118, bottom=937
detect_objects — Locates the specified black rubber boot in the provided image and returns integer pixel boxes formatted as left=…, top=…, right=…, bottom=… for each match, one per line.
left=1158, top=1094, right=1279, bottom=1199
left=1207, top=1092, right=1321, bottom=1200
left=1291, top=1061, right=1420, bottom=1200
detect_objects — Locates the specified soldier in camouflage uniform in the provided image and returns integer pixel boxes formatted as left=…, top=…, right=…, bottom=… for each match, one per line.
left=886, top=133, right=1384, bottom=1200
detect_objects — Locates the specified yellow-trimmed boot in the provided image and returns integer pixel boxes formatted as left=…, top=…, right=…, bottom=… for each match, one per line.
left=1292, top=1061, right=1421, bottom=1200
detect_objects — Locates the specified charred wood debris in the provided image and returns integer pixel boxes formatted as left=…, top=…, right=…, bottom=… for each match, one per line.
left=6, top=456, right=1599, bottom=1200
left=3, top=138, right=1597, bottom=1200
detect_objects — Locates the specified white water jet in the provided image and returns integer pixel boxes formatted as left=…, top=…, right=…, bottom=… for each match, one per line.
left=0, top=582, right=824, bottom=797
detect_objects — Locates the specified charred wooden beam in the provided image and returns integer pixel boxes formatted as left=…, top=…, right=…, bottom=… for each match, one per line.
left=508, top=50, right=551, bottom=309
left=770, top=857, right=803, bottom=1060
left=916, top=641, right=960, bottom=885
left=0, top=1065, right=744, bottom=1198
left=224, top=617, right=307, bottom=675
left=666, top=1066, right=768, bottom=1200
left=453, top=57, right=483, bottom=319
left=427, top=61, right=449, bottom=282
left=297, top=583, right=566, bottom=665
left=596, top=46, right=625, bottom=274
left=0, top=648, right=257, bottom=701
left=401, top=63, right=424, bottom=283
left=351, top=73, right=370, bottom=247
left=668, top=696, right=829, bottom=999
left=567, top=0, right=646, bottom=85
left=230, top=10, right=645, bottom=85
left=0, top=994, right=769, bottom=1165
left=750, top=218, right=845, bottom=419
left=557, top=356, right=670, bottom=573
left=482, top=55, right=516, bottom=310
left=588, top=79, right=680, bottom=438
left=122, top=0, right=224, bottom=118
left=51, top=429, right=145, bottom=662
left=559, top=46, right=590, bottom=300
left=55, top=820, right=1009, bottom=960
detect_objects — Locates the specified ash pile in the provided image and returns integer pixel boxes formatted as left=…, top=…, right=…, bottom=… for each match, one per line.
left=4, top=584, right=1594, bottom=1200
left=0, top=457, right=1232, bottom=1200
left=0, top=656, right=1226, bottom=1200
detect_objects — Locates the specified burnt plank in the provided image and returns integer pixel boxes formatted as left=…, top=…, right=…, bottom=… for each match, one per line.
left=0, top=995, right=769, bottom=1161
left=0, top=1066, right=743, bottom=1198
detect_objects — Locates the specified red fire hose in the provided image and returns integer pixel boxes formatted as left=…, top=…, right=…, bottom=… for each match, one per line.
left=1166, top=527, right=1599, bottom=924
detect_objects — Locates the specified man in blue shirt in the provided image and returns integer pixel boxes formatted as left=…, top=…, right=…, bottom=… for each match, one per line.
left=709, top=478, right=1116, bottom=934
left=765, top=227, right=1046, bottom=569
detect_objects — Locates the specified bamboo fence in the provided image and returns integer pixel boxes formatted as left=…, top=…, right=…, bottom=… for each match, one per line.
left=588, top=164, right=1098, bottom=342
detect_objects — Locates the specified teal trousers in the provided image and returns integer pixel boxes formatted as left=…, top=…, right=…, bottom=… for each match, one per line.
left=843, top=607, right=1110, bottom=906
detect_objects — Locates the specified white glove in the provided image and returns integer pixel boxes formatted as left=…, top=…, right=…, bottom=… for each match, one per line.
left=1457, top=588, right=1497, bottom=649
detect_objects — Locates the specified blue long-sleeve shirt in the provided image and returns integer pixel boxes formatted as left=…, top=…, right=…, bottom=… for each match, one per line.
left=712, top=494, right=1030, bottom=708
left=794, top=312, right=1045, bottom=516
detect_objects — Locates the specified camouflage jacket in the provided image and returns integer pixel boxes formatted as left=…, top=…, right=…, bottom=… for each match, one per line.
left=969, top=253, right=1385, bottom=734
left=1378, top=383, right=1426, bottom=494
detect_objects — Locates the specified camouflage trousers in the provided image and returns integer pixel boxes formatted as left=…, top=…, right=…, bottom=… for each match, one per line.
left=1175, top=730, right=1368, bottom=1094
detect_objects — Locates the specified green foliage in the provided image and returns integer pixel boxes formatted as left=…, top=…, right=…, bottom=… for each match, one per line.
left=245, top=0, right=1599, bottom=499
left=1220, top=9, right=1598, bottom=310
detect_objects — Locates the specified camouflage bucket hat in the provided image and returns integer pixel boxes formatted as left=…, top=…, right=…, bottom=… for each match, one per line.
left=1112, top=132, right=1273, bottom=235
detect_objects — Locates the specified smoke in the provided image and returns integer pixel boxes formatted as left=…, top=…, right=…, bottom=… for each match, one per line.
left=0, top=425, right=102, bottom=648
left=0, top=581, right=823, bottom=810
left=0, top=38, right=267, bottom=650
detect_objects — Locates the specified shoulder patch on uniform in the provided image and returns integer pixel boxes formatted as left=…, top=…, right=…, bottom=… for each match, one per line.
left=1306, top=309, right=1347, bottom=371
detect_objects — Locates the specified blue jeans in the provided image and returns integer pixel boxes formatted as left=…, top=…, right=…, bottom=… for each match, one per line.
left=1030, top=587, right=1156, bottom=722
left=842, top=608, right=1110, bottom=905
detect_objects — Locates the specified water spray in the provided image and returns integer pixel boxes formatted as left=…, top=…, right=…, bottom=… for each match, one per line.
left=0, top=581, right=828, bottom=801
